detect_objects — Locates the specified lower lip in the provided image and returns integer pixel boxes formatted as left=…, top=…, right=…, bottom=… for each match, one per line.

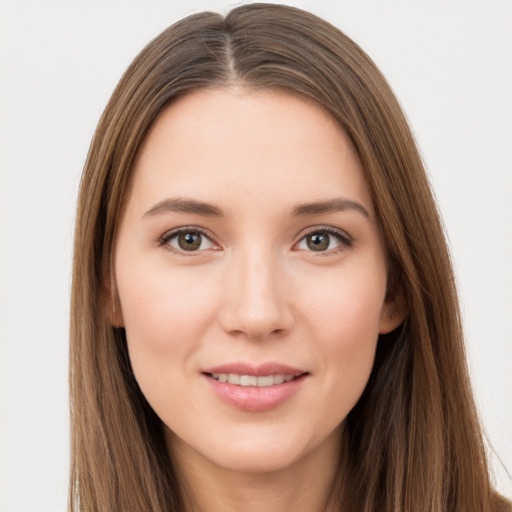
left=204, top=374, right=307, bottom=412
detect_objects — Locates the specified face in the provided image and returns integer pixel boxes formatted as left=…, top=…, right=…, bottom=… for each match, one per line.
left=113, top=88, right=403, bottom=475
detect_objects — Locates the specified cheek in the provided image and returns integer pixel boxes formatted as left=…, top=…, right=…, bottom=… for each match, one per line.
left=115, top=262, right=222, bottom=420
left=299, top=263, right=386, bottom=388
left=323, top=297, right=380, bottom=385
left=304, top=261, right=386, bottom=338
left=116, top=259, right=220, bottom=365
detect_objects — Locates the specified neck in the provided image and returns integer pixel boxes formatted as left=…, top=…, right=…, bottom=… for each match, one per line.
left=167, top=428, right=345, bottom=512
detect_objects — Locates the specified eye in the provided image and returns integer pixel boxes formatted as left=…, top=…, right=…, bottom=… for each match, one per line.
left=161, top=228, right=217, bottom=253
left=295, top=228, right=351, bottom=253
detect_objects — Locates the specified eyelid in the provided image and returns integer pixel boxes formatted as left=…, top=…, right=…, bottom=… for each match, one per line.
left=158, top=224, right=352, bottom=255
left=159, top=226, right=221, bottom=254
left=293, top=225, right=353, bottom=252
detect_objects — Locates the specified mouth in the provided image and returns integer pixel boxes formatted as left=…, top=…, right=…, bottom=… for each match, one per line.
left=206, top=373, right=305, bottom=387
left=202, top=363, right=309, bottom=411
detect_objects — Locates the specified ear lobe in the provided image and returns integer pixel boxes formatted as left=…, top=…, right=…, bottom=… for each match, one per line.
left=379, top=291, right=407, bottom=334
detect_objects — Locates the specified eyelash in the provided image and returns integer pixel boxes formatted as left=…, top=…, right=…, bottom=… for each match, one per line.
left=294, top=226, right=353, bottom=255
left=159, top=226, right=219, bottom=256
left=159, top=225, right=353, bottom=255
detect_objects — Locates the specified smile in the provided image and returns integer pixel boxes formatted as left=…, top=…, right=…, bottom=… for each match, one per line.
left=209, top=373, right=297, bottom=387
left=203, top=363, right=308, bottom=411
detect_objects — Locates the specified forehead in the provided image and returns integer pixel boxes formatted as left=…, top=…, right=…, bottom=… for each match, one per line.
left=128, top=87, right=374, bottom=217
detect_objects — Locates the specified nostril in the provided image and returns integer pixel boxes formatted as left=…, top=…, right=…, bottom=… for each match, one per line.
left=217, top=278, right=294, bottom=340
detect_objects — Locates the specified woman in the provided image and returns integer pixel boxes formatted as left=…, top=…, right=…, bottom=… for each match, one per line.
left=69, top=3, right=511, bottom=511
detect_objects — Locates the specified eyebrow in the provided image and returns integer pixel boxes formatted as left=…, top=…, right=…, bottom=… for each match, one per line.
left=143, top=196, right=370, bottom=219
left=292, top=198, right=370, bottom=218
left=143, top=198, right=223, bottom=218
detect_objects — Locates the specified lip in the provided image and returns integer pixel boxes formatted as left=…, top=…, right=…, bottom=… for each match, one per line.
left=203, top=362, right=306, bottom=377
left=202, top=362, right=308, bottom=412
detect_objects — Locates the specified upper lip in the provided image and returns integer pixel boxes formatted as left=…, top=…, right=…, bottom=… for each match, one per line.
left=202, top=362, right=307, bottom=377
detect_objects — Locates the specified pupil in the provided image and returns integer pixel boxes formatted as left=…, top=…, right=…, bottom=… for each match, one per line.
left=307, top=233, right=329, bottom=251
left=178, top=231, right=201, bottom=251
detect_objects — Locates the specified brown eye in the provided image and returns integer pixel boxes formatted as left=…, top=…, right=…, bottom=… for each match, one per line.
left=306, top=233, right=329, bottom=251
left=295, top=228, right=351, bottom=253
left=164, top=229, right=216, bottom=253
left=177, top=231, right=202, bottom=251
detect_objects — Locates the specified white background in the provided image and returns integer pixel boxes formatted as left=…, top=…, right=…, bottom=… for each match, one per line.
left=0, top=1, right=511, bottom=510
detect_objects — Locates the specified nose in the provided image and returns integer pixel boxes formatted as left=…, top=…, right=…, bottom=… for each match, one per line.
left=218, top=247, right=294, bottom=341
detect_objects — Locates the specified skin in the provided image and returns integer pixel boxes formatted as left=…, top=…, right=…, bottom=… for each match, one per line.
left=113, top=88, right=405, bottom=512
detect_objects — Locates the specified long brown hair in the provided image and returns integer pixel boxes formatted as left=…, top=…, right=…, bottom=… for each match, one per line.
left=70, top=4, right=510, bottom=511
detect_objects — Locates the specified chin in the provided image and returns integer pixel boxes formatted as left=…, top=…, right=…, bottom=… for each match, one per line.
left=208, top=447, right=304, bottom=475
left=167, top=421, right=342, bottom=477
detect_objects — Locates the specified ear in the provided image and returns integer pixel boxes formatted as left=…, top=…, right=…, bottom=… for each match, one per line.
left=379, top=289, right=407, bottom=334
left=103, top=260, right=125, bottom=328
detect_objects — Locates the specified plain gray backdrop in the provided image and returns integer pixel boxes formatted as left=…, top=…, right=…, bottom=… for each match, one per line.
left=1, top=1, right=511, bottom=510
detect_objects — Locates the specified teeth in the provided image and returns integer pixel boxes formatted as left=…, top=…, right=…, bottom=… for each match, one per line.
left=256, top=375, right=273, bottom=387
left=240, top=375, right=257, bottom=386
left=210, top=373, right=298, bottom=387
left=227, top=374, right=240, bottom=385
left=273, top=374, right=285, bottom=384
